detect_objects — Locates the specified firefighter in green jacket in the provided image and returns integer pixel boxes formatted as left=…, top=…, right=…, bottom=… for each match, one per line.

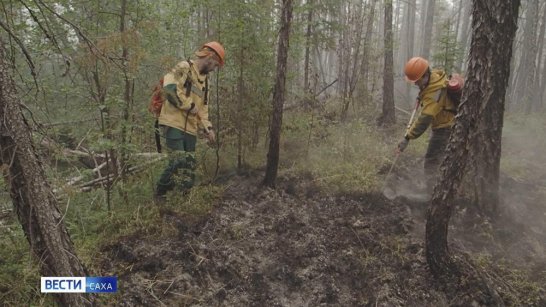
left=396, top=57, right=456, bottom=194
left=155, top=41, right=225, bottom=202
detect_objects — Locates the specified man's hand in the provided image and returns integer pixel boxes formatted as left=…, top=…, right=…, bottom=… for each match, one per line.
left=396, top=137, right=409, bottom=153
left=205, top=129, right=216, bottom=145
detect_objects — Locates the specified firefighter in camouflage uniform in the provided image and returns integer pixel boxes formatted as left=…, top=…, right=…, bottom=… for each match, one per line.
left=154, top=42, right=225, bottom=202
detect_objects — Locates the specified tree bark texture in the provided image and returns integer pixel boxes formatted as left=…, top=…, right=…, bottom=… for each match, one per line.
left=426, top=0, right=520, bottom=276
left=263, top=0, right=293, bottom=187
left=0, top=41, right=94, bottom=306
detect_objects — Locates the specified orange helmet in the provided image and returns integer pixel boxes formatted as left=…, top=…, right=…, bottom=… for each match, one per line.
left=202, top=41, right=225, bottom=67
left=404, top=57, right=429, bottom=82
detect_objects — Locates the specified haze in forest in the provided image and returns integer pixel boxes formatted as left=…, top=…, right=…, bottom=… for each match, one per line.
left=0, top=0, right=545, bottom=306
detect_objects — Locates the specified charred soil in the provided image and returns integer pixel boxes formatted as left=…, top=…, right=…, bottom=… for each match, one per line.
left=100, top=172, right=545, bottom=306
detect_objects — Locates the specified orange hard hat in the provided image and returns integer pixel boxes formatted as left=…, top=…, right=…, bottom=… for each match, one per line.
left=202, top=41, right=225, bottom=67
left=404, top=57, right=429, bottom=82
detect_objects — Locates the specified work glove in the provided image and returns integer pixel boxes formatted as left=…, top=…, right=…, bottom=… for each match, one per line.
left=397, top=137, right=409, bottom=153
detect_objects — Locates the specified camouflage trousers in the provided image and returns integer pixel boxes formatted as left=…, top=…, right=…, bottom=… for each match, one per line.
left=156, top=126, right=197, bottom=197
left=424, top=127, right=451, bottom=193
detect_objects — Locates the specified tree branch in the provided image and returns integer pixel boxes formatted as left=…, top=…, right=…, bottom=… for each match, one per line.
left=0, top=20, right=36, bottom=78
left=20, top=0, right=71, bottom=76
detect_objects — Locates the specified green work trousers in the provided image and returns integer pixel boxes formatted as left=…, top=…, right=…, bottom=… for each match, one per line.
left=156, top=126, right=197, bottom=196
left=424, top=127, right=451, bottom=193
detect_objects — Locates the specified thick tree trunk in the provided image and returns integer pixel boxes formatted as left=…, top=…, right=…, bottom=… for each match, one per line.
left=379, top=0, right=395, bottom=126
left=426, top=0, right=520, bottom=277
left=0, top=41, right=94, bottom=306
left=469, top=4, right=542, bottom=215
left=263, top=0, right=293, bottom=187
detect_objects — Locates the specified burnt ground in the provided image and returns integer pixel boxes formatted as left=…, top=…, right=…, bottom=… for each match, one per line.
left=99, top=170, right=546, bottom=306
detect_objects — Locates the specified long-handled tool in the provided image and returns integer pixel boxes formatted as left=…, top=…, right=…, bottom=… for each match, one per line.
left=382, top=98, right=420, bottom=199
left=405, top=98, right=420, bottom=134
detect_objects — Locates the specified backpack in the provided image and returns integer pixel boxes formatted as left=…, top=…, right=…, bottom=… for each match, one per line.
left=446, top=73, right=464, bottom=110
left=148, top=78, right=165, bottom=118
left=148, top=61, right=207, bottom=118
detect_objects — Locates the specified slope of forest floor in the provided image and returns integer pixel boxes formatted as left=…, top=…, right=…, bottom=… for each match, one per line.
left=99, top=168, right=546, bottom=306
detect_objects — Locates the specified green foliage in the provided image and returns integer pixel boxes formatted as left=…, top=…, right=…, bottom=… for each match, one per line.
left=164, top=184, right=224, bottom=216
left=2, top=0, right=543, bottom=305
left=280, top=111, right=391, bottom=194
left=0, top=218, right=51, bottom=305
left=474, top=255, right=546, bottom=306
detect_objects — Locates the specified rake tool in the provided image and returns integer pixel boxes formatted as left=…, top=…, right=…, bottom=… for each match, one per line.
left=382, top=98, right=420, bottom=199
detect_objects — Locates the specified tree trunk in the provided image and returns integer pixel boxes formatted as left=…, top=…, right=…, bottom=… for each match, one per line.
left=0, top=40, right=94, bottom=306
left=455, top=0, right=471, bottom=72
left=357, top=0, right=377, bottom=102
left=119, top=0, right=133, bottom=207
left=421, top=0, right=436, bottom=59
left=398, top=0, right=416, bottom=68
left=379, top=0, right=395, bottom=126
left=539, top=2, right=546, bottom=109
left=394, top=0, right=401, bottom=40
left=426, top=0, right=520, bottom=277
left=303, top=1, right=314, bottom=95
left=398, top=0, right=416, bottom=103
left=339, top=2, right=350, bottom=119
left=454, top=0, right=463, bottom=46
left=347, top=2, right=365, bottom=99
left=534, top=2, right=546, bottom=110
left=342, top=2, right=366, bottom=119
left=263, top=0, right=293, bottom=187
left=237, top=34, right=245, bottom=170
left=510, top=0, right=539, bottom=112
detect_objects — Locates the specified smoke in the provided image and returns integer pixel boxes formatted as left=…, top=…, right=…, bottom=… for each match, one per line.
left=496, top=116, right=546, bottom=264
left=382, top=157, right=430, bottom=203
left=382, top=115, right=546, bottom=269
